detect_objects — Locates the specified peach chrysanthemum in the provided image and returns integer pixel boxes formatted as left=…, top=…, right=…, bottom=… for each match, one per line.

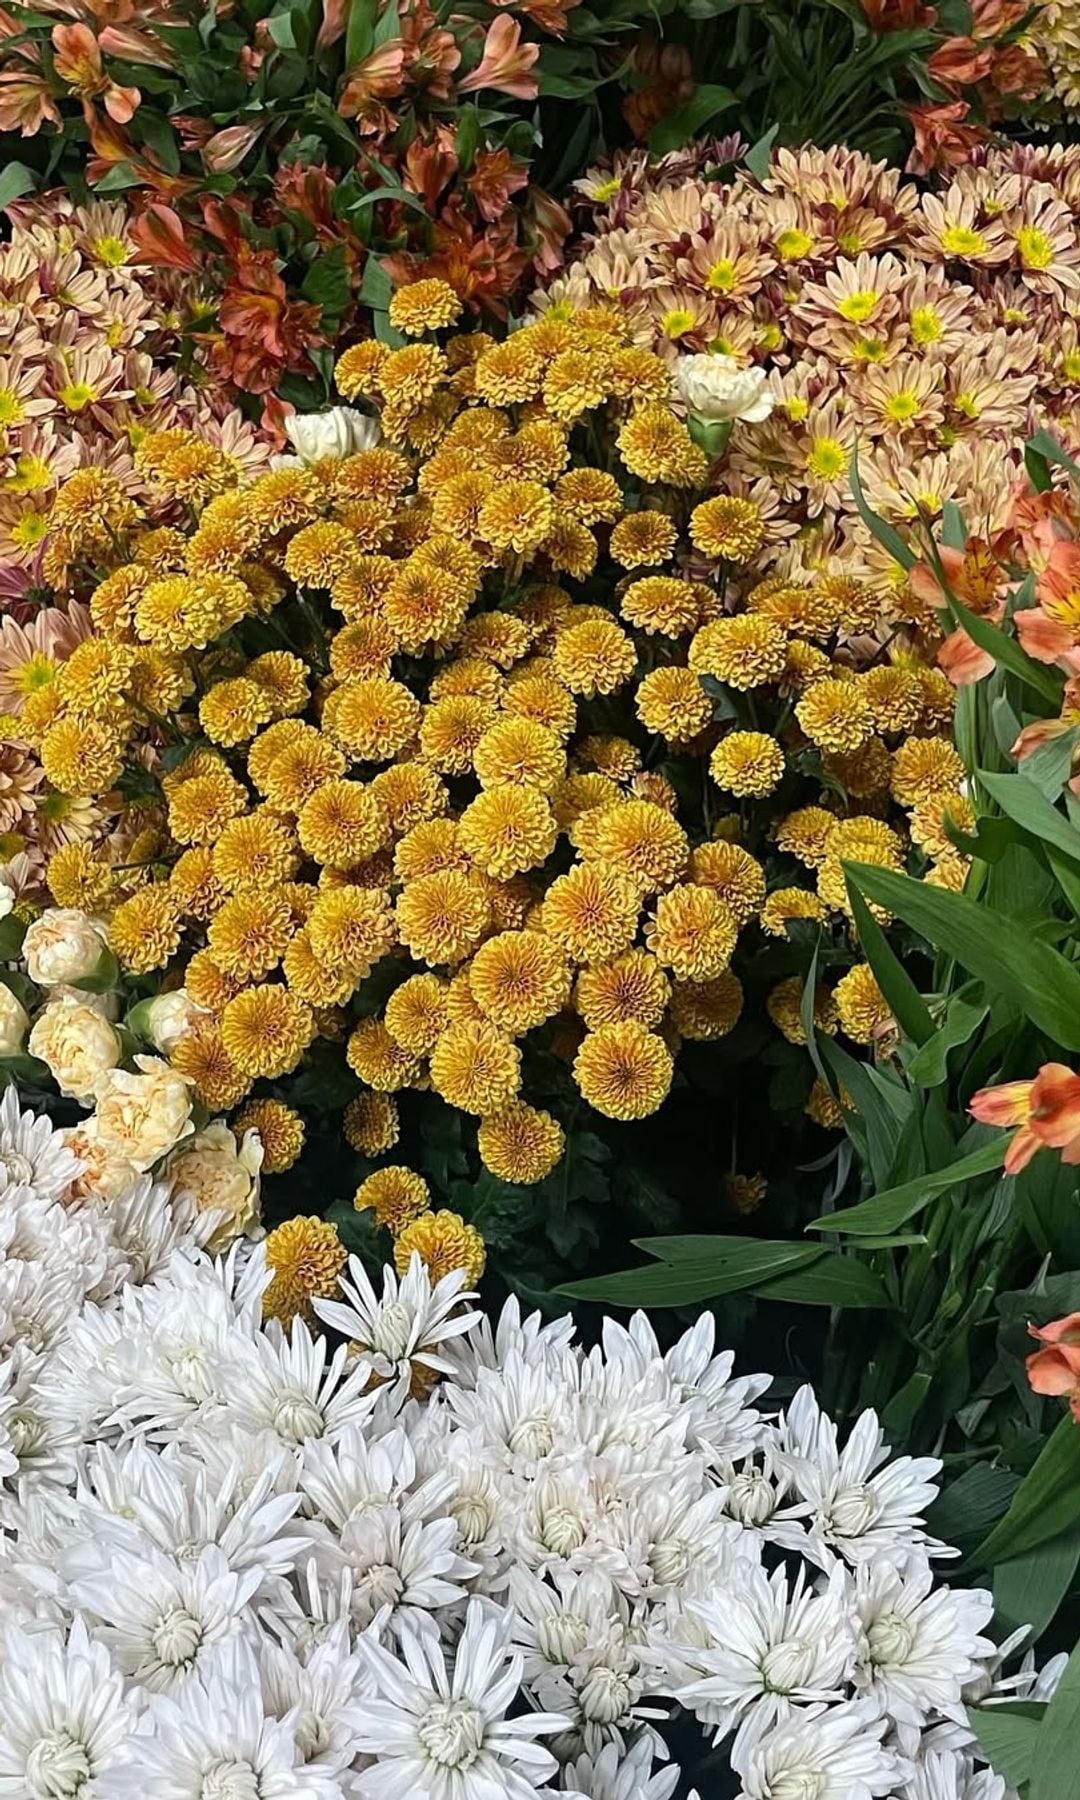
left=109, top=885, right=182, bottom=974
left=233, top=1098, right=306, bottom=1174
left=477, top=1102, right=565, bottom=1184
left=344, top=1092, right=400, bottom=1155
left=710, top=731, right=785, bottom=798
left=220, top=985, right=314, bottom=1078
left=393, top=1210, right=486, bottom=1285
left=458, top=786, right=557, bottom=880
left=430, top=1019, right=521, bottom=1114
left=355, top=1165, right=432, bottom=1233
left=646, top=883, right=738, bottom=980
left=575, top=948, right=670, bottom=1031
left=468, top=930, right=570, bottom=1033
left=396, top=869, right=490, bottom=965
left=669, top=971, right=743, bottom=1040
left=542, top=861, right=640, bottom=964
left=635, top=666, right=712, bottom=741
left=573, top=1020, right=673, bottom=1120
left=385, top=974, right=450, bottom=1055
left=689, top=617, right=788, bottom=690
left=346, top=1016, right=422, bottom=1091
left=835, top=963, right=894, bottom=1045
left=262, top=1216, right=346, bottom=1327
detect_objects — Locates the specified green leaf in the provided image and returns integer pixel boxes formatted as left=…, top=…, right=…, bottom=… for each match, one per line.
left=744, top=123, right=778, bottom=182
left=809, top=1136, right=1006, bottom=1236
left=1031, top=1632, right=1080, bottom=1799
left=847, top=862, right=1080, bottom=1052
left=93, top=162, right=142, bottom=195
left=978, top=770, right=1080, bottom=865
left=69, top=947, right=120, bottom=995
left=1026, top=442, right=1053, bottom=494
left=0, top=914, right=26, bottom=960
left=0, top=162, right=37, bottom=212
left=975, top=1416, right=1080, bottom=1569
left=300, top=243, right=350, bottom=326
left=849, top=441, right=915, bottom=570
left=945, top=589, right=1062, bottom=707
left=345, top=0, right=376, bottom=66
left=750, top=1253, right=892, bottom=1309
left=941, top=499, right=967, bottom=550
left=1026, top=427, right=1080, bottom=489
left=558, top=1240, right=825, bottom=1307
left=134, top=110, right=180, bottom=177
left=968, top=1703, right=1044, bottom=1788
left=843, top=871, right=934, bottom=1045
left=905, top=996, right=988, bottom=1088
left=455, top=104, right=482, bottom=176
left=1020, top=726, right=1080, bottom=801
left=927, top=1465, right=1021, bottom=1556
left=357, top=256, right=392, bottom=311
left=648, top=85, right=739, bottom=156
left=994, top=1532, right=1080, bottom=1640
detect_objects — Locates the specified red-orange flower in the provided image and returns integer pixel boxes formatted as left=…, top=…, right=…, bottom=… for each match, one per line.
left=1027, top=1313, right=1080, bottom=1419
left=968, top=1076, right=1039, bottom=1173
left=458, top=16, right=539, bottom=101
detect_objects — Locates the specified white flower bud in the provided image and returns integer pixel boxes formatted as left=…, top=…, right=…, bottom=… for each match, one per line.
left=141, top=990, right=204, bottom=1055
left=278, top=406, right=379, bottom=466
left=674, top=352, right=774, bottom=424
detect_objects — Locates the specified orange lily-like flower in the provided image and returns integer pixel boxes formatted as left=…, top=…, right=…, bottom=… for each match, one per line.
left=458, top=15, right=539, bottom=101
left=51, top=22, right=140, bottom=124
left=1028, top=1062, right=1080, bottom=1161
left=969, top=1076, right=1040, bottom=1173
left=911, top=541, right=1006, bottom=686
left=1027, top=1313, right=1080, bottom=1419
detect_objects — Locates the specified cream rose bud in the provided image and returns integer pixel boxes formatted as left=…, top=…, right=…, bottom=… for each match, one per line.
left=93, top=1055, right=194, bottom=1173
left=23, top=908, right=110, bottom=987
left=141, top=990, right=203, bottom=1055
left=282, top=405, right=379, bottom=465
left=0, top=982, right=29, bottom=1056
left=165, top=1122, right=263, bottom=1252
left=28, top=996, right=121, bottom=1101
left=63, top=1120, right=140, bottom=1204
left=0, top=881, right=14, bottom=920
left=674, top=352, right=774, bottom=425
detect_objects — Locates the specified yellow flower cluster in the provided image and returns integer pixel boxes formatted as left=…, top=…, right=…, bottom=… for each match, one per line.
left=34, top=286, right=961, bottom=1234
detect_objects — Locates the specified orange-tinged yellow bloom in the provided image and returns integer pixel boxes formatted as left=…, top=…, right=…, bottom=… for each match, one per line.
left=346, top=1015, right=423, bottom=1090
left=353, top=1169, right=430, bottom=1239
left=212, top=811, right=298, bottom=894
left=473, top=717, right=565, bottom=792
left=617, top=404, right=708, bottom=488
left=47, top=842, right=119, bottom=913
left=773, top=805, right=837, bottom=868
left=221, top=985, right=314, bottom=1078
left=344, top=1092, right=399, bottom=1155
left=609, top=511, right=678, bottom=569
left=573, top=1019, right=673, bottom=1119
left=184, top=949, right=244, bottom=1013
left=393, top=1209, right=486, bottom=1285
left=385, top=974, right=449, bottom=1055
left=817, top=816, right=904, bottom=916
left=396, top=869, right=490, bottom=965
left=760, top=886, right=828, bottom=936
left=40, top=716, right=124, bottom=796
left=297, top=780, right=390, bottom=867
left=478, top=480, right=555, bottom=555
left=371, top=762, right=447, bottom=836
left=835, top=962, right=894, bottom=1044
left=430, top=1018, right=521, bottom=1114
left=282, top=927, right=358, bottom=1007
left=577, top=799, right=688, bottom=894
left=167, top=768, right=248, bottom=847
left=329, top=620, right=397, bottom=681
left=323, top=677, right=421, bottom=763
left=458, top=785, right=557, bottom=880
left=170, top=1015, right=250, bottom=1110
left=309, top=885, right=395, bottom=977
left=501, top=672, right=577, bottom=739
left=796, top=677, right=874, bottom=753
left=262, top=1215, right=346, bottom=1327
left=620, top=576, right=698, bottom=638
left=689, top=495, right=766, bottom=563
left=710, top=731, right=785, bottom=797
left=646, top=882, right=738, bottom=980
left=552, top=618, right=637, bottom=697
left=554, top=467, right=622, bottom=525
left=689, top=616, right=788, bottom=690
left=335, top=340, right=390, bottom=399
left=477, top=1102, right=565, bottom=1183
left=767, top=975, right=838, bottom=1045
left=55, top=639, right=134, bottom=718
left=199, top=678, right=274, bottom=747
left=420, top=696, right=499, bottom=774
left=575, top=948, right=670, bottom=1030
left=109, top=884, right=182, bottom=974
left=468, top=930, right=570, bottom=1033
left=232, top=1098, right=305, bottom=1174
left=542, top=861, right=640, bottom=964
left=209, top=892, right=294, bottom=981
left=890, top=735, right=965, bottom=805
left=395, top=818, right=467, bottom=882
left=669, top=970, right=743, bottom=1040
left=635, top=666, right=711, bottom=741
left=389, top=277, right=462, bottom=336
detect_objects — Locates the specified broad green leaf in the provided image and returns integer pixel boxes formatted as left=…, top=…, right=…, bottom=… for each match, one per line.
left=0, top=914, right=26, bottom=960
left=848, top=862, right=1080, bottom=1051
left=648, top=85, right=739, bottom=155
left=0, top=163, right=37, bottom=212
left=968, top=1703, right=1044, bottom=1787
left=927, top=1465, right=1021, bottom=1556
left=558, top=1241, right=824, bottom=1307
left=750, top=1254, right=891, bottom=1309
left=994, top=1532, right=1080, bottom=1640
left=975, top=1416, right=1080, bottom=1569
left=1025, top=443, right=1053, bottom=494
left=843, top=872, right=935, bottom=1045
left=978, top=770, right=1080, bottom=865
left=1027, top=427, right=1080, bottom=488
left=744, top=123, right=778, bottom=182
left=1019, top=726, right=1080, bottom=801
left=1031, top=1633, right=1080, bottom=1799
left=945, top=590, right=1062, bottom=707
left=808, top=1136, right=1006, bottom=1236
left=905, top=996, right=988, bottom=1088
left=345, top=0, right=376, bottom=66
left=849, top=442, right=915, bottom=570
left=941, top=499, right=967, bottom=549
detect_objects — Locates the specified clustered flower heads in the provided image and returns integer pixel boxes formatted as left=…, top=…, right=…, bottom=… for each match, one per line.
left=542, top=138, right=1080, bottom=628
left=3, top=283, right=970, bottom=1265
left=0, top=1085, right=1058, bottom=1800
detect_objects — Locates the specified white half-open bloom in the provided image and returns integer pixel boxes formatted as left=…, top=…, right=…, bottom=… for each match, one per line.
left=674, top=353, right=774, bottom=425
left=28, top=994, right=122, bottom=1101
left=354, top=1599, right=568, bottom=1800
left=902, top=1748, right=1008, bottom=1799
left=0, top=1086, right=83, bottom=1202
left=22, top=908, right=110, bottom=987
left=139, top=989, right=205, bottom=1055
left=271, top=406, right=380, bottom=470
left=733, top=1700, right=909, bottom=1799
left=556, top=1740, right=680, bottom=1800
left=0, top=981, right=27, bottom=1055
left=853, top=1558, right=995, bottom=1731
left=0, top=1616, right=137, bottom=1797
left=314, top=1252, right=481, bottom=1392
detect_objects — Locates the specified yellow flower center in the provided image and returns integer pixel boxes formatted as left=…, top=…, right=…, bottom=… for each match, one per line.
left=105, top=321, right=125, bottom=350
left=915, top=488, right=941, bottom=512
left=1017, top=225, right=1054, bottom=270
left=12, top=654, right=56, bottom=695
left=710, top=336, right=736, bottom=356
left=38, top=789, right=75, bottom=823
left=909, top=306, right=941, bottom=346
left=92, top=234, right=129, bottom=267
left=884, top=390, right=920, bottom=422
left=0, top=830, right=24, bottom=860
left=784, top=397, right=809, bottom=422
left=757, top=323, right=783, bottom=351
left=953, top=392, right=980, bottom=419
left=1063, top=350, right=1080, bottom=381
left=940, top=224, right=987, bottom=258
left=592, top=177, right=621, bottom=203
left=660, top=309, right=696, bottom=340
left=11, top=513, right=48, bottom=549
left=807, top=437, right=847, bottom=480
left=59, top=380, right=99, bottom=412
left=5, top=453, right=51, bottom=493
left=775, top=228, right=814, bottom=261
left=706, top=259, right=738, bottom=293
left=836, top=289, right=879, bottom=323
left=0, top=388, right=25, bottom=428
left=837, top=230, right=864, bottom=255
left=937, top=425, right=957, bottom=448
left=851, top=336, right=886, bottom=363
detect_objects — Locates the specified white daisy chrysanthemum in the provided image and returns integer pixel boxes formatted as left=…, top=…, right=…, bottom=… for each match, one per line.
left=732, top=1699, right=909, bottom=1799
left=354, top=1598, right=568, bottom=1800
left=852, top=1559, right=995, bottom=1731
left=0, top=1616, right=136, bottom=1797
left=0, top=1087, right=82, bottom=1205
left=314, top=1251, right=481, bottom=1392
left=69, top=1543, right=260, bottom=1694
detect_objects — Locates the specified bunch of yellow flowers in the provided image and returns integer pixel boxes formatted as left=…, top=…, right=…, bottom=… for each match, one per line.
left=28, top=282, right=964, bottom=1263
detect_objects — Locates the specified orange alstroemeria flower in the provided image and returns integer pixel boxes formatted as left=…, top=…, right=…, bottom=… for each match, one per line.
left=1029, top=1062, right=1080, bottom=1161
left=458, top=15, right=539, bottom=101
left=1027, top=1313, right=1080, bottom=1418
left=51, top=22, right=140, bottom=124
left=969, top=1076, right=1040, bottom=1172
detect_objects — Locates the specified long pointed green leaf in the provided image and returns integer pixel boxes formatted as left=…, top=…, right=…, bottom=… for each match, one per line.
left=974, top=1416, right=1080, bottom=1569
left=968, top=1704, right=1044, bottom=1788
left=978, top=770, right=1080, bottom=866
left=1031, top=1632, right=1080, bottom=1799
left=843, top=871, right=935, bottom=1044
left=945, top=590, right=1062, bottom=706
left=558, top=1242, right=824, bottom=1306
left=849, top=442, right=915, bottom=570
left=848, top=862, right=1080, bottom=1051
left=807, top=1136, right=1006, bottom=1235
